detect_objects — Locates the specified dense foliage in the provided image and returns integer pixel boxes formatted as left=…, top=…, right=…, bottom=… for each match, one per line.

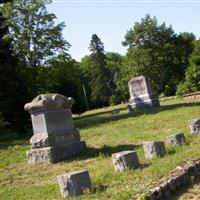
left=2, top=0, right=70, bottom=97
left=121, top=15, right=195, bottom=96
left=0, top=0, right=28, bottom=131
left=176, top=40, right=200, bottom=95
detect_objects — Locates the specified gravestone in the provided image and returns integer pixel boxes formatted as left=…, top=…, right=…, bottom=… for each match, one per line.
left=128, top=76, right=159, bottom=110
left=143, top=141, right=165, bottom=159
left=57, top=170, right=91, bottom=197
left=112, top=151, right=140, bottom=172
left=24, top=93, right=86, bottom=163
left=166, top=133, right=186, bottom=145
left=188, top=119, right=200, bottom=134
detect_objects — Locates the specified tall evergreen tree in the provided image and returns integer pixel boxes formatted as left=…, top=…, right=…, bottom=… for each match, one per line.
left=0, top=0, right=28, bottom=131
left=89, top=34, right=111, bottom=107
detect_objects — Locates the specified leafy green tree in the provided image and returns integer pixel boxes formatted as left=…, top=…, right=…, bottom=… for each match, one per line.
left=46, top=54, right=86, bottom=113
left=122, top=14, right=195, bottom=96
left=106, top=52, right=123, bottom=104
left=2, top=0, right=70, bottom=96
left=0, top=0, right=28, bottom=131
left=79, top=55, right=93, bottom=107
left=116, top=56, right=136, bottom=101
left=177, top=40, right=200, bottom=95
left=89, top=34, right=111, bottom=107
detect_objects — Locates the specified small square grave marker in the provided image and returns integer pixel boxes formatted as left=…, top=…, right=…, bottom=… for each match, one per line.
left=167, top=133, right=186, bottom=145
left=143, top=141, right=165, bottom=159
left=112, top=150, right=140, bottom=172
left=57, top=170, right=91, bottom=197
left=189, top=119, right=200, bottom=134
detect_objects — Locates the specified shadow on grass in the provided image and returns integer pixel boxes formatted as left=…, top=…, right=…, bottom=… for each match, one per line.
left=90, top=184, right=108, bottom=194
left=67, top=144, right=140, bottom=161
left=75, top=102, right=200, bottom=129
left=75, top=107, right=128, bottom=120
left=0, top=132, right=31, bottom=149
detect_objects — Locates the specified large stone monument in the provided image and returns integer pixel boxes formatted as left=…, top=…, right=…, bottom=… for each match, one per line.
left=128, top=76, right=159, bottom=110
left=24, top=94, right=86, bottom=164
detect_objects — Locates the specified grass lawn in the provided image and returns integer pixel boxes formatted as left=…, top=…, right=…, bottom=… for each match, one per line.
left=1, top=98, right=200, bottom=200
left=171, top=185, right=200, bottom=200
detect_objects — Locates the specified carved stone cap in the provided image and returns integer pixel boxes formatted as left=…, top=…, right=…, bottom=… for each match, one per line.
left=24, top=94, right=74, bottom=114
left=128, top=75, right=148, bottom=84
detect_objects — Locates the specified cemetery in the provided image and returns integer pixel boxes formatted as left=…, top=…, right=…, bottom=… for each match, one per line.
left=1, top=1, right=200, bottom=200
left=1, top=94, right=200, bottom=199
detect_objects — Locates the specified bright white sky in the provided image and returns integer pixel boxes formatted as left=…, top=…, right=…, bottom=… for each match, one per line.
left=47, top=0, right=200, bottom=61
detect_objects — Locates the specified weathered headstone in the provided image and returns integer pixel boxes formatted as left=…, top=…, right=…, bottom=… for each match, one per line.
left=188, top=119, right=200, bottom=134
left=57, top=170, right=91, bottom=197
left=166, top=133, right=186, bottom=145
left=143, top=141, right=165, bottom=159
left=25, top=94, right=86, bottom=163
left=112, top=151, right=140, bottom=172
left=128, top=76, right=159, bottom=110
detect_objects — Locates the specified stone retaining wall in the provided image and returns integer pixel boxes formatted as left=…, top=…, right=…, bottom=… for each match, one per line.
left=135, top=159, right=200, bottom=200
left=183, top=91, right=200, bottom=99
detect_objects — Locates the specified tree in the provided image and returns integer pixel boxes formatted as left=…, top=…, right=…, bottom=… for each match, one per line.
left=2, top=0, right=70, bottom=96
left=176, top=40, right=200, bottom=95
left=106, top=52, right=123, bottom=104
left=45, top=54, right=87, bottom=113
left=89, top=34, right=111, bottom=107
left=122, top=14, right=195, bottom=96
left=80, top=52, right=124, bottom=106
left=79, top=55, right=93, bottom=108
left=0, top=0, right=28, bottom=131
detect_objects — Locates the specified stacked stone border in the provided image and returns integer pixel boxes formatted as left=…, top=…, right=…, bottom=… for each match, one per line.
left=183, top=91, right=200, bottom=99
left=135, top=159, right=200, bottom=200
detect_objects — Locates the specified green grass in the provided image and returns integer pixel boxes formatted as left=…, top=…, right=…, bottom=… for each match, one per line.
left=173, top=185, right=200, bottom=200
left=1, top=98, right=200, bottom=200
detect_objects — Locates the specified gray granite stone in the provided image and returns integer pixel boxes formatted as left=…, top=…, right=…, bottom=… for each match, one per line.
left=128, top=76, right=159, bottom=110
left=57, top=170, right=91, bottom=197
left=143, top=141, right=165, bottom=159
left=27, top=141, right=86, bottom=164
left=24, top=93, right=74, bottom=114
left=166, top=133, right=186, bottom=145
left=112, top=151, right=140, bottom=172
left=25, top=94, right=86, bottom=164
left=189, top=118, right=200, bottom=134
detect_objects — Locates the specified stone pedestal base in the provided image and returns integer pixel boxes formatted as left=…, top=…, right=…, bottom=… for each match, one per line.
left=129, top=98, right=160, bottom=111
left=27, top=141, right=86, bottom=164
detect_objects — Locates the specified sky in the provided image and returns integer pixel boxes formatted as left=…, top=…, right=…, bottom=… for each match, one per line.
left=47, top=0, right=200, bottom=61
